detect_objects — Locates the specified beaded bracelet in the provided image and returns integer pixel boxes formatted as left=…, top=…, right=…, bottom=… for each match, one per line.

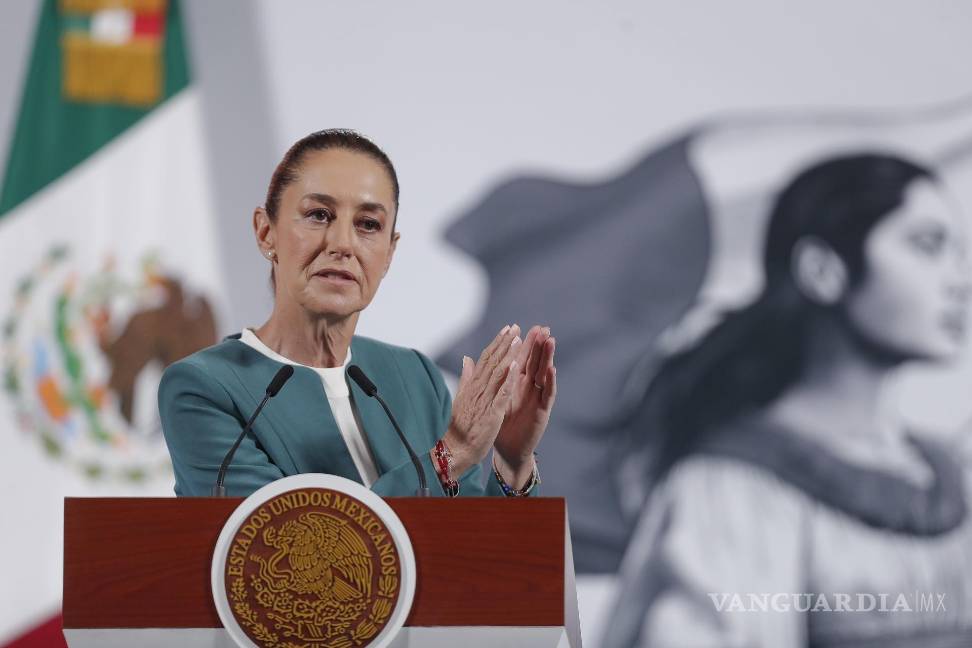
left=493, top=454, right=540, bottom=497
left=431, top=439, right=460, bottom=497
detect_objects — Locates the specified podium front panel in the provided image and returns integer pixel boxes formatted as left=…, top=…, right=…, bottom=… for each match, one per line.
left=64, top=497, right=569, bottom=630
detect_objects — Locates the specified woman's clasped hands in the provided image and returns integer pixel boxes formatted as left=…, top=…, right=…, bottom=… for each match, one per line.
left=441, top=324, right=557, bottom=489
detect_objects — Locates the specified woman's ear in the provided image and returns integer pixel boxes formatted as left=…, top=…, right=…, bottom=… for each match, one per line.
left=253, top=206, right=274, bottom=259
left=791, top=236, right=848, bottom=305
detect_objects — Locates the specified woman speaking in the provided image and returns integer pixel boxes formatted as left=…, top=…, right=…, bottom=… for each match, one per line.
left=159, top=129, right=556, bottom=497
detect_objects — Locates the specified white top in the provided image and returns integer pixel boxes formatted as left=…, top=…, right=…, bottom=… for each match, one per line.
left=602, top=453, right=972, bottom=648
left=239, top=328, right=380, bottom=487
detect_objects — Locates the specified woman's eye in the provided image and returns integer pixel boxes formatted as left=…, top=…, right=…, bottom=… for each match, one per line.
left=909, top=231, right=946, bottom=256
left=358, top=218, right=381, bottom=232
left=308, top=209, right=333, bottom=222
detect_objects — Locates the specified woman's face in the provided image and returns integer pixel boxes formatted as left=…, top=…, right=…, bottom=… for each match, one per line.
left=259, top=148, right=399, bottom=320
left=844, top=178, right=970, bottom=362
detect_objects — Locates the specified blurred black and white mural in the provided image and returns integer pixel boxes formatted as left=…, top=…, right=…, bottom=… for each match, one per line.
left=444, top=103, right=972, bottom=646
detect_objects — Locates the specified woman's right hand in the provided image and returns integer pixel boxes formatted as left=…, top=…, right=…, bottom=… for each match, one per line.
left=442, top=324, right=521, bottom=476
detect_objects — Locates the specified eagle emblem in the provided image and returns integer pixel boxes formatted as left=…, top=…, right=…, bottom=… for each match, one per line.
left=258, top=512, right=372, bottom=605
left=1, top=245, right=217, bottom=482
left=225, top=488, right=402, bottom=647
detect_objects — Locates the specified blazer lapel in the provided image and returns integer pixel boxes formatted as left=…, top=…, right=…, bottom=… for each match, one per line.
left=226, top=338, right=363, bottom=482
left=264, top=366, right=363, bottom=481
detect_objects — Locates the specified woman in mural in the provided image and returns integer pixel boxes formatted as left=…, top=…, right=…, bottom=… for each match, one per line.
left=602, top=153, right=972, bottom=647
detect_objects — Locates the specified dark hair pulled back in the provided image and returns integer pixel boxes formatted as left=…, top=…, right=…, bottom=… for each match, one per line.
left=264, top=128, right=400, bottom=222
left=639, top=152, right=936, bottom=479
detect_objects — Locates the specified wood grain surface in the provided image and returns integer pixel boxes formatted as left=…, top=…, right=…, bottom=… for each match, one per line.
left=63, top=497, right=566, bottom=628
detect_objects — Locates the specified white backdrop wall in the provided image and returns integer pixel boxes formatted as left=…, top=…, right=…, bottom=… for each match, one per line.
left=249, top=0, right=972, bottom=351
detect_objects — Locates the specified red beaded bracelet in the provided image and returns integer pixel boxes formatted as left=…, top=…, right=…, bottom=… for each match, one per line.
left=431, top=439, right=459, bottom=497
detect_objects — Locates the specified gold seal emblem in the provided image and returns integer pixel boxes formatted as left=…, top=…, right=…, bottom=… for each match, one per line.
left=224, top=488, right=402, bottom=648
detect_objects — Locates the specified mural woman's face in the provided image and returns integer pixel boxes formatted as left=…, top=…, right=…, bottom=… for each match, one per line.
left=844, top=178, right=970, bottom=362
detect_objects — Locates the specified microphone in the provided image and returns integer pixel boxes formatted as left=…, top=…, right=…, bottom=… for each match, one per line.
left=347, top=365, right=430, bottom=497
left=212, top=364, right=295, bottom=496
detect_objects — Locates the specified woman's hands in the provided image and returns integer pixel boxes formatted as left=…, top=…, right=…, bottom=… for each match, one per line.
left=441, top=323, right=557, bottom=488
left=494, top=325, right=556, bottom=488
left=442, top=325, right=521, bottom=476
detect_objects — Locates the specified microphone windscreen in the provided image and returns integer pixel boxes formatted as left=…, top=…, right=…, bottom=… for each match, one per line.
left=347, top=365, right=378, bottom=397
left=266, top=364, right=295, bottom=397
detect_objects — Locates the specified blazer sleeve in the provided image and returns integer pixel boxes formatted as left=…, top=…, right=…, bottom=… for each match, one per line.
left=159, top=359, right=285, bottom=496
left=369, top=351, right=522, bottom=498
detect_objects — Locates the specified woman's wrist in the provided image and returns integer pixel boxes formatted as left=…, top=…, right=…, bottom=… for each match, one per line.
left=492, top=451, right=540, bottom=496
left=440, top=426, right=478, bottom=477
left=430, top=439, right=459, bottom=497
left=492, top=450, right=536, bottom=491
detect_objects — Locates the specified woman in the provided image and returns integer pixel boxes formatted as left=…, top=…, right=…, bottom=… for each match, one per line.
left=603, top=153, right=972, bottom=647
left=159, top=129, right=556, bottom=498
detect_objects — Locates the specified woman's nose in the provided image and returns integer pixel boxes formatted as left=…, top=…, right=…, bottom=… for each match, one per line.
left=324, top=217, right=354, bottom=257
left=945, top=265, right=972, bottom=305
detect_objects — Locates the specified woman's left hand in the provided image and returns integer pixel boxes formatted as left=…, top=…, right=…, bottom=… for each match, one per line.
left=493, top=324, right=557, bottom=487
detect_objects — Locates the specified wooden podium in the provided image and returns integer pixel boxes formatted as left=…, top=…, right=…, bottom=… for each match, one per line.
left=63, top=497, right=582, bottom=647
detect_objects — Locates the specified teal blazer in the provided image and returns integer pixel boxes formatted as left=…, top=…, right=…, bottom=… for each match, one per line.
left=159, top=334, right=509, bottom=497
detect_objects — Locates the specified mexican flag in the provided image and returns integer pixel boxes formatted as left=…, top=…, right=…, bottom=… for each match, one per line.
left=0, top=0, right=225, bottom=644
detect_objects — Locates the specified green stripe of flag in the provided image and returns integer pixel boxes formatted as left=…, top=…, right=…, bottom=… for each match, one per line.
left=60, top=14, right=91, bottom=33
left=0, top=0, right=191, bottom=217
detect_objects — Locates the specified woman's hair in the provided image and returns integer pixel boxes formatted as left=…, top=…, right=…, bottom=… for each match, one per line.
left=264, top=128, right=400, bottom=222
left=639, top=153, right=936, bottom=478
